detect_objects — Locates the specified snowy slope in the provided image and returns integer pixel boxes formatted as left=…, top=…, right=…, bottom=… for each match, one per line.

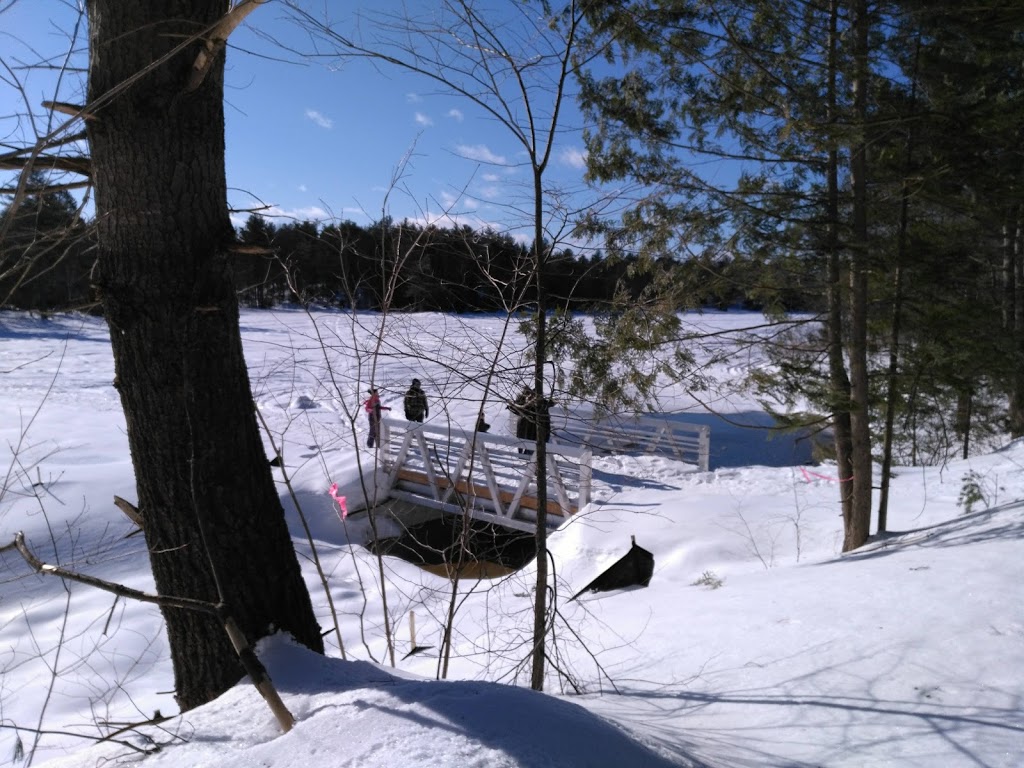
left=0, top=308, right=1021, bottom=767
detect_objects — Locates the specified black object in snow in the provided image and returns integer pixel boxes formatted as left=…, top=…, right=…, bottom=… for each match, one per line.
left=571, top=536, right=654, bottom=600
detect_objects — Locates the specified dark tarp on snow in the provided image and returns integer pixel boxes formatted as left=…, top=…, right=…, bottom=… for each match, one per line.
left=571, top=536, right=654, bottom=599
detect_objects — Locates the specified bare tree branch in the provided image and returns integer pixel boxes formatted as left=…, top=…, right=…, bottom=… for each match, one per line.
left=187, top=0, right=269, bottom=92
left=6, top=532, right=297, bottom=733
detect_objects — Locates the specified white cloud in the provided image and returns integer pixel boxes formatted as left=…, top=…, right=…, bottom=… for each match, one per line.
left=447, top=108, right=464, bottom=122
left=305, top=109, right=333, bottom=129
left=231, top=203, right=332, bottom=230
left=454, top=144, right=508, bottom=165
left=406, top=92, right=423, bottom=103
left=408, top=208, right=499, bottom=233
left=414, top=112, right=433, bottom=127
left=559, top=146, right=588, bottom=170
left=479, top=186, right=500, bottom=200
left=482, top=173, right=500, bottom=182
left=298, top=184, right=307, bottom=192
left=264, top=204, right=330, bottom=222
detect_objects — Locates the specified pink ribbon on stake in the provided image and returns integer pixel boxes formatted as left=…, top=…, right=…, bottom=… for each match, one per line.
left=328, top=482, right=349, bottom=520
left=800, top=467, right=853, bottom=483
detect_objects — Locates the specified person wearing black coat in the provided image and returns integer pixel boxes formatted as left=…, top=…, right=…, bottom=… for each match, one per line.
left=403, top=378, right=429, bottom=422
left=508, top=386, right=554, bottom=452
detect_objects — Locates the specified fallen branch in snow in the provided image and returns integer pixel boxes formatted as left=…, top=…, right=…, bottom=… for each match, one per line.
left=0, top=720, right=163, bottom=757
left=4, top=532, right=296, bottom=734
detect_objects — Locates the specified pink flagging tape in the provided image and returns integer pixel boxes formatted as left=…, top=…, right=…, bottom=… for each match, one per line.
left=328, top=482, right=349, bottom=520
left=801, top=466, right=853, bottom=483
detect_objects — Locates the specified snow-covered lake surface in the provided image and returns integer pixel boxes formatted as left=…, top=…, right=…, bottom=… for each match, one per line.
left=1, top=308, right=1021, bottom=767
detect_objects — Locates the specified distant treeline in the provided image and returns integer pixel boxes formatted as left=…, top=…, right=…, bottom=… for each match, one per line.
left=233, top=214, right=609, bottom=311
left=0, top=184, right=96, bottom=312
left=230, top=214, right=815, bottom=313
left=1, top=186, right=815, bottom=314
left=231, top=214, right=812, bottom=312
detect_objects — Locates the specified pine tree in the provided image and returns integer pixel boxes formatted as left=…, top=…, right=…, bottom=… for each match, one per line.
left=0, top=172, right=92, bottom=310
left=579, top=0, right=883, bottom=549
left=894, top=0, right=1024, bottom=437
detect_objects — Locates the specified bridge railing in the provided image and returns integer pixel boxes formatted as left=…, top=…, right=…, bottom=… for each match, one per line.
left=378, top=418, right=592, bottom=533
left=548, top=409, right=710, bottom=471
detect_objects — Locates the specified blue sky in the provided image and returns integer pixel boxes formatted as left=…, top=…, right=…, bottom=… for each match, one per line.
left=1, top=1, right=593, bottom=240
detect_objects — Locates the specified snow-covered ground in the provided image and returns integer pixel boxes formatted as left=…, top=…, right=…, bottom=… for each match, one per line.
left=1, top=308, right=1021, bottom=767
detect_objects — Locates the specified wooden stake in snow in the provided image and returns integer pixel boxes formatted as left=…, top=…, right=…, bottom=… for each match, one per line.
left=401, top=610, right=433, bottom=660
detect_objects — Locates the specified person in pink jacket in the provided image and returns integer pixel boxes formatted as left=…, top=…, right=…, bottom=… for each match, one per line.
left=363, top=387, right=391, bottom=448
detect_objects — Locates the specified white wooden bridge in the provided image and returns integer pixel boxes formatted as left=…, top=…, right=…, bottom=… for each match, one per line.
left=378, top=418, right=592, bottom=533
left=376, top=411, right=710, bottom=533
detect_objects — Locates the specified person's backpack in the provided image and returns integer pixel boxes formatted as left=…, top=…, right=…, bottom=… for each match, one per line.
left=404, top=387, right=426, bottom=419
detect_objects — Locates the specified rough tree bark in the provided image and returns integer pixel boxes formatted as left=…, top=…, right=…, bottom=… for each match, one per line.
left=825, top=0, right=856, bottom=539
left=86, top=0, right=323, bottom=711
left=844, top=0, right=874, bottom=552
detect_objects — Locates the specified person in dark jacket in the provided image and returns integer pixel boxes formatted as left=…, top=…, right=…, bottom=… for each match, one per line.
left=403, top=378, right=429, bottom=422
left=476, top=413, right=491, bottom=433
left=363, top=388, right=391, bottom=448
left=508, top=386, right=554, bottom=452
left=509, top=386, right=536, bottom=442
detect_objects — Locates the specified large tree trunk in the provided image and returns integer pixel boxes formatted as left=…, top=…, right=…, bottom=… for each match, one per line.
left=825, top=0, right=856, bottom=536
left=1006, top=210, right=1024, bottom=436
left=844, top=0, right=873, bottom=552
left=86, top=0, right=323, bottom=712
